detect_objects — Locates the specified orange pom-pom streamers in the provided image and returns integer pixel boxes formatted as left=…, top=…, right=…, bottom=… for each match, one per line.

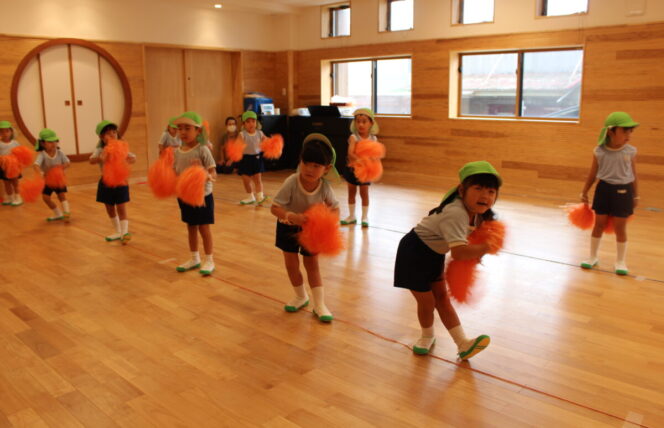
left=297, top=203, right=344, bottom=256
left=12, top=146, right=36, bottom=168
left=445, top=259, right=479, bottom=303
left=176, top=165, right=207, bottom=207
left=225, top=138, right=246, bottom=162
left=102, top=139, right=130, bottom=187
left=148, top=147, right=177, bottom=198
left=260, top=134, right=284, bottom=159
left=19, top=175, right=45, bottom=203
left=351, top=157, right=383, bottom=182
left=566, top=203, right=595, bottom=230
left=354, top=139, right=385, bottom=159
left=468, top=220, right=506, bottom=254
left=0, top=155, right=21, bottom=179
left=44, top=166, right=67, bottom=188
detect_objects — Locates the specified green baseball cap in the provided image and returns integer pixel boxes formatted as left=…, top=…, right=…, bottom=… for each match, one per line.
left=350, top=108, right=379, bottom=135
left=168, top=116, right=179, bottom=129
left=95, top=120, right=118, bottom=136
left=38, top=128, right=59, bottom=142
left=442, top=161, right=502, bottom=202
left=597, top=112, right=639, bottom=145
left=174, top=111, right=203, bottom=127
left=242, top=111, right=258, bottom=122
left=0, top=121, right=12, bottom=129
left=302, top=132, right=340, bottom=181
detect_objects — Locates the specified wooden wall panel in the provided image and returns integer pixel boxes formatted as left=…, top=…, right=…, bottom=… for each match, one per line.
left=292, top=24, right=664, bottom=206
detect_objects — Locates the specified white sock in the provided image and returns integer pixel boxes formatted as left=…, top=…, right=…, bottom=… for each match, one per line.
left=204, top=253, right=214, bottom=263
left=589, top=236, right=601, bottom=260
left=191, top=251, right=201, bottom=263
left=616, top=241, right=627, bottom=264
left=9, top=192, right=15, bottom=202
left=293, top=285, right=307, bottom=299
left=256, top=191, right=264, bottom=201
left=246, top=193, right=255, bottom=200
left=120, top=219, right=129, bottom=235
left=62, top=200, right=70, bottom=213
left=344, top=204, right=356, bottom=221
left=421, top=326, right=434, bottom=338
left=110, top=216, right=121, bottom=234
left=311, top=286, right=331, bottom=316
left=414, top=326, right=436, bottom=351
left=361, top=205, right=368, bottom=221
left=448, top=325, right=468, bottom=350
left=51, top=207, right=63, bottom=217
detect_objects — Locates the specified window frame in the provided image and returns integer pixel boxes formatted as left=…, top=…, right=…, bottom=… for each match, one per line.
left=386, top=0, right=414, bottom=32
left=331, top=55, right=412, bottom=117
left=538, top=0, right=589, bottom=17
left=452, top=0, right=495, bottom=25
left=457, top=47, right=584, bottom=121
left=328, top=4, right=351, bottom=38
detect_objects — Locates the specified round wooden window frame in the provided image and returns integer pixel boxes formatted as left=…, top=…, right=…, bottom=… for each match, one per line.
left=10, top=38, right=132, bottom=153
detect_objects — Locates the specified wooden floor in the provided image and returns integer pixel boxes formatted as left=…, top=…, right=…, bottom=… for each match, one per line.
left=1, top=170, right=663, bottom=428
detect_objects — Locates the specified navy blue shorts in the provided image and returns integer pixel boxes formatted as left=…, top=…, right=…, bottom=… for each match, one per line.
left=0, top=167, right=21, bottom=181
left=43, top=185, right=67, bottom=196
left=394, top=229, right=445, bottom=292
left=343, top=166, right=371, bottom=186
left=275, top=221, right=313, bottom=256
left=96, top=179, right=130, bottom=205
left=592, top=180, right=634, bottom=218
left=178, top=193, right=215, bottom=225
left=238, top=154, right=264, bottom=176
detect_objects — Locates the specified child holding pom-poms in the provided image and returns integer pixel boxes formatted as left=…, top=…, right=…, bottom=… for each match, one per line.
left=0, top=121, right=25, bottom=206
left=33, top=129, right=71, bottom=221
left=237, top=111, right=268, bottom=205
left=394, top=161, right=501, bottom=359
left=89, top=120, right=136, bottom=243
left=173, top=112, right=217, bottom=276
left=579, top=112, right=639, bottom=275
left=270, top=133, right=340, bottom=322
left=341, top=108, right=383, bottom=227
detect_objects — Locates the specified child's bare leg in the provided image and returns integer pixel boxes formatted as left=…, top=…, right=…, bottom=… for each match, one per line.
left=240, top=175, right=255, bottom=204
left=42, top=194, right=56, bottom=209
left=198, top=224, right=215, bottom=274
left=410, top=289, right=436, bottom=353
left=613, top=217, right=629, bottom=274
left=359, top=185, right=370, bottom=225
left=104, top=204, right=121, bottom=240
left=283, top=252, right=309, bottom=311
left=176, top=225, right=201, bottom=272
left=342, top=183, right=358, bottom=223
left=303, top=255, right=332, bottom=320
left=582, top=214, right=607, bottom=268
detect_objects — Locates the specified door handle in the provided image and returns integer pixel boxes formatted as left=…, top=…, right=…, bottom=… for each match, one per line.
left=65, top=100, right=71, bottom=106
left=77, top=100, right=83, bottom=106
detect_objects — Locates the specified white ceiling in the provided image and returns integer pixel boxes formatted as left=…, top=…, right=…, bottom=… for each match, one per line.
left=184, top=0, right=334, bottom=15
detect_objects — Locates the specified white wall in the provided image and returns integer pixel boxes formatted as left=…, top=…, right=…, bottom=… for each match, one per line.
left=2, top=0, right=288, bottom=51
left=288, top=0, right=664, bottom=50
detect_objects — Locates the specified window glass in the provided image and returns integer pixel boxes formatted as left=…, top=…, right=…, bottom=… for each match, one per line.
left=389, top=0, right=413, bottom=31
left=460, top=0, right=494, bottom=24
left=331, top=6, right=351, bottom=37
left=460, top=53, right=517, bottom=116
left=543, top=0, right=588, bottom=16
left=333, top=61, right=372, bottom=108
left=376, top=58, right=412, bottom=114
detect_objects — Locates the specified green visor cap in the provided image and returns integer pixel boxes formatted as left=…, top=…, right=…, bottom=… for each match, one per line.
left=174, top=111, right=203, bottom=127
left=95, top=120, right=118, bottom=136
left=302, top=132, right=340, bottom=181
left=168, top=116, right=179, bottom=129
left=350, top=108, right=379, bottom=135
left=38, top=128, right=59, bottom=141
left=597, top=112, right=639, bottom=145
left=0, top=120, right=12, bottom=129
left=242, top=111, right=258, bottom=122
left=442, top=161, right=502, bottom=202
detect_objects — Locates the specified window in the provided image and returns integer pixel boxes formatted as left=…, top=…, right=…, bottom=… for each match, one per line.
left=540, top=0, right=588, bottom=16
left=387, top=0, right=413, bottom=31
left=459, top=48, right=583, bottom=119
left=328, top=4, right=351, bottom=37
left=332, top=57, right=412, bottom=115
left=454, top=0, right=494, bottom=24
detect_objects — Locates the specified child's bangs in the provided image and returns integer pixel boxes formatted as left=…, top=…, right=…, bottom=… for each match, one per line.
left=464, top=173, right=500, bottom=189
left=301, top=140, right=333, bottom=166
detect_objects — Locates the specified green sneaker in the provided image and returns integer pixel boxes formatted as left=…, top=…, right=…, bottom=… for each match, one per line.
left=176, top=259, right=200, bottom=272
left=313, top=308, right=333, bottom=322
left=361, top=220, right=369, bottom=228
left=105, top=234, right=121, bottom=242
left=580, top=258, right=598, bottom=269
left=284, top=299, right=309, bottom=312
left=121, top=233, right=132, bottom=245
left=46, top=216, right=64, bottom=222
left=256, top=195, right=269, bottom=205
left=340, top=218, right=357, bottom=225
left=413, top=337, right=435, bottom=355
left=615, top=262, right=628, bottom=276
left=458, top=335, right=490, bottom=360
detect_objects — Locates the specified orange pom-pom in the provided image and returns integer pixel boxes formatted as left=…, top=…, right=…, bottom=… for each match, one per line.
left=297, top=203, right=344, bottom=256
left=351, top=157, right=383, bottom=182
left=354, top=139, right=385, bottom=159
left=19, top=175, right=45, bottom=203
left=176, top=165, right=207, bottom=207
left=0, top=155, right=21, bottom=179
left=469, top=220, right=506, bottom=254
left=445, top=259, right=479, bottom=303
left=12, top=146, right=36, bottom=168
left=44, top=166, right=67, bottom=188
left=225, top=138, right=246, bottom=162
left=101, top=139, right=130, bottom=187
left=148, top=147, right=176, bottom=198
left=566, top=203, right=595, bottom=230
left=260, top=134, right=284, bottom=159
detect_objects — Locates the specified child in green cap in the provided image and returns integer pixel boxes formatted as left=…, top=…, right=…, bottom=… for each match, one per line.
left=237, top=111, right=268, bottom=205
left=394, top=161, right=500, bottom=359
left=271, top=133, right=340, bottom=322
left=173, top=111, right=217, bottom=276
left=0, top=121, right=24, bottom=206
left=580, top=112, right=639, bottom=275
left=341, top=108, right=382, bottom=227
left=158, top=117, right=182, bottom=154
left=33, top=128, right=71, bottom=221
left=89, top=120, right=136, bottom=243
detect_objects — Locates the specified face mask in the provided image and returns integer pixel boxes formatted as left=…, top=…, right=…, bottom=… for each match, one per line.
left=227, top=125, right=237, bottom=133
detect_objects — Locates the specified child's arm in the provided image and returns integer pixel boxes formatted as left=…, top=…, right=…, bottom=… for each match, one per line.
left=580, top=156, right=599, bottom=203
left=632, top=157, right=639, bottom=208
left=450, top=243, right=490, bottom=261
left=32, top=164, right=42, bottom=176
left=347, top=135, right=357, bottom=162
left=270, top=205, right=306, bottom=225
left=207, top=166, right=217, bottom=182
